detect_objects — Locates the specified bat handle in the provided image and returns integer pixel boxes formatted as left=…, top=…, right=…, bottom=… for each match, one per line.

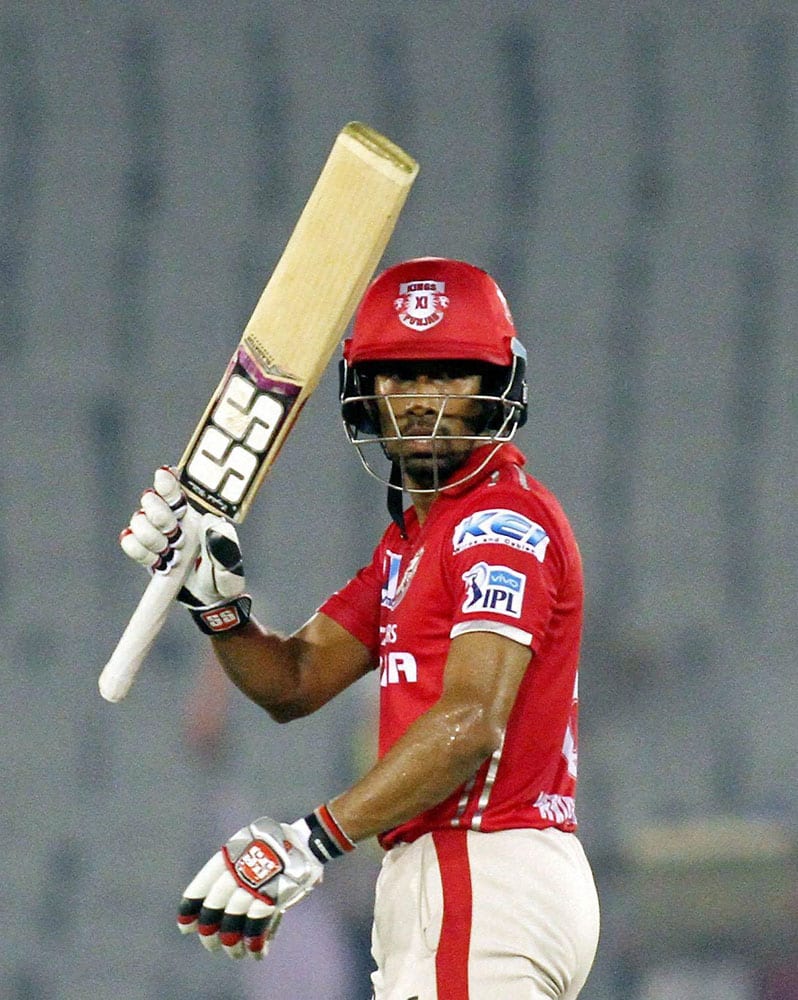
left=98, top=516, right=201, bottom=703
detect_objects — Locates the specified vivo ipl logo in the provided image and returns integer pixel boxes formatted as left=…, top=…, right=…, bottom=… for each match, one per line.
left=461, top=562, right=526, bottom=619
left=453, top=509, right=550, bottom=563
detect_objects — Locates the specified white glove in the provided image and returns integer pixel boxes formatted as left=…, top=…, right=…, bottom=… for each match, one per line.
left=178, top=816, right=325, bottom=960
left=120, top=466, right=251, bottom=634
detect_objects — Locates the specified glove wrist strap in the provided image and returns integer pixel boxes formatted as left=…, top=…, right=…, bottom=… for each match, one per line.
left=188, top=595, right=252, bottom=635
left=303, top=804, right=356, bottom=864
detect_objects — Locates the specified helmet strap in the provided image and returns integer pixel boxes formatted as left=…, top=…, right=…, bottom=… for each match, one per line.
left=387, top=461, right=408, bottom=539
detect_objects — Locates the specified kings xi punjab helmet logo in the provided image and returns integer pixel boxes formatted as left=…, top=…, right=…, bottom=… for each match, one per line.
left=394, top=280, right=449, bottom=330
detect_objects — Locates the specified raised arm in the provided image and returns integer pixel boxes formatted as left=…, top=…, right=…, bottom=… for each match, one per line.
left=120, top=466, right=375, bottom=720
left=210, top=611, right=374, bottom=721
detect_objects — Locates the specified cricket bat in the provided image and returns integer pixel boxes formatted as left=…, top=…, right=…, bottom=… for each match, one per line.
left=99, top=122, right=418, bottom=703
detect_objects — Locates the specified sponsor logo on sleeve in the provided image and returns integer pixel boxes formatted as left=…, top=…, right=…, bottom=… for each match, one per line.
left=453, top=508, right=550, bottom=562
left=461, top=562, right=526, bottom=619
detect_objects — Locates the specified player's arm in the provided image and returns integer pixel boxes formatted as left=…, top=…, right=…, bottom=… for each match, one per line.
left=209, top=611, right=374, bottom=721
left=331, top=628, right=530, bottom=841
left=175, top=626, right=531, bottom=961
left=120, top=467, right=374, bottom=717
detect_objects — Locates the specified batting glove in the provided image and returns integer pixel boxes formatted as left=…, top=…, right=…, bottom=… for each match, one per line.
left=120, top=466, right=252, bottom=635
left=178, top=806, right=354, bottom=960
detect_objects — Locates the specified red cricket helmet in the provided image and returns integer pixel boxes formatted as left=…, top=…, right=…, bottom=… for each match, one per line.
left=343, top=257, right=520, bottom=366
left=340, top=257, right=528, bottom=436
left=339, top=258, right=528, bottom=526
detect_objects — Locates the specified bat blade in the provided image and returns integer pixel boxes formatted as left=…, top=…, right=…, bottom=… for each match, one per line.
left=99, top=123, right=418, bottom=703
left=179, top=123, right=419, bottom=522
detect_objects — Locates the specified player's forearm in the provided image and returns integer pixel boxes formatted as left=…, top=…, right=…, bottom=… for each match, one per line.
left=210, top=619, right=316, bottom=721
left=330, top=698, right=502, bottom=843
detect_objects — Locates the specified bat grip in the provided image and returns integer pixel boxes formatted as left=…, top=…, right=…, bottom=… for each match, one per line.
left=98, top=514, right=201, bottom=703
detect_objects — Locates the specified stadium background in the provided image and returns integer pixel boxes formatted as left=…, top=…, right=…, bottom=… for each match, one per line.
left=1, top=2, right=795, bottom=998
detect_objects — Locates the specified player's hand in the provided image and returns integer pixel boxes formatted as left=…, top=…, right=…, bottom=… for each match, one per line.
left=178, top=816, right=324, bottom=960
left=120, top=467, right=251, bottom=633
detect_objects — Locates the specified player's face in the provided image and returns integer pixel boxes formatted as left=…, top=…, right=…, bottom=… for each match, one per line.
left=372, top=362, right=485, bottom=489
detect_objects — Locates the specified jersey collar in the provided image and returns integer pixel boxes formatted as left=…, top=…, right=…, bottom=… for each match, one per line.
left=390, top=443, right=527, bottom=539
left=439, top=441, right=526, bottom=498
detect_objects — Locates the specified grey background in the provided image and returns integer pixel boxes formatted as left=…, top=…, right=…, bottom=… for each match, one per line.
left=1, top=2, right=796, bottom=998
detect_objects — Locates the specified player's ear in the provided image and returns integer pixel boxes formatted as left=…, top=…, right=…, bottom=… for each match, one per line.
left=339, top=358, right=380, bottom=434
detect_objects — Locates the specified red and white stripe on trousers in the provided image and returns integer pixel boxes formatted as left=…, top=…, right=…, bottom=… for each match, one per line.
left=429, top=739, right=504, bottom=998
left=432, top=828, right=473, bottom=1000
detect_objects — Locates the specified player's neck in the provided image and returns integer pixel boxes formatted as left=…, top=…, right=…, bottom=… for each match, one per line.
left=408, top=489, right=436, bottom=525
left=403, top=445, right=484, bottom=523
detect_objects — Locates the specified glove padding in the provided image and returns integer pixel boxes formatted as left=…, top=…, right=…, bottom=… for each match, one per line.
left=120, top=466, right=247, bottom=610
left=178, top=816, right=324, bottom=960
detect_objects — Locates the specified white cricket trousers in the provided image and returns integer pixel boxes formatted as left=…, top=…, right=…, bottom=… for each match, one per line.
left=370, top=827, right=600, bottom=1000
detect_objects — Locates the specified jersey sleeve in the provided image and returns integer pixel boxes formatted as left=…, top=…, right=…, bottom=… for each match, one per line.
left=445, top=498, right=565, bottom=654
left=318, top=547, right=383, bottom=658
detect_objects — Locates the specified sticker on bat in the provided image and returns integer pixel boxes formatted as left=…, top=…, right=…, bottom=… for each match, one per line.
left=182, top=349, right=301, bottom=519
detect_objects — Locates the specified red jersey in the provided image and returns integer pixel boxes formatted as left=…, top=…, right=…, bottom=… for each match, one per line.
left=320, top=444, right=583, bottom=849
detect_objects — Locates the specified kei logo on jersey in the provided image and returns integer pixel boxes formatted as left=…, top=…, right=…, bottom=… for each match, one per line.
left=452, top=508, right=550, bottom=562
left=461, top=562, right=526, bottom=619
